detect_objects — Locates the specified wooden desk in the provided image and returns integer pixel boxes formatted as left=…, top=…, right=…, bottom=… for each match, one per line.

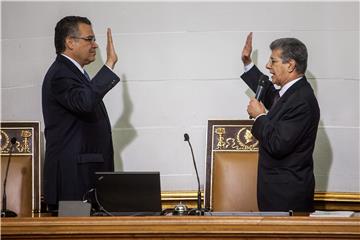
left=1, top=215, right=360, bottom=239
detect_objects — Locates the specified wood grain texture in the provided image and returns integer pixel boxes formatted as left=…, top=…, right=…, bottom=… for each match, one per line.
left=2, top=216, right=360, bottom=239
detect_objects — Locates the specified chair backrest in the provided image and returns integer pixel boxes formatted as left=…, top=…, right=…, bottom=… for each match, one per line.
left=1, top=122, right=41, bottom=216
left=205, top=120, right=259, bottom=212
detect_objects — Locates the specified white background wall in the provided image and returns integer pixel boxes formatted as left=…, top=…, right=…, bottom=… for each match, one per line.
left=1, top=1, right=359, bottom=193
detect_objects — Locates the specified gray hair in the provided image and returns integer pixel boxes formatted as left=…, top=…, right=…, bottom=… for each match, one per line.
left=270, top=38, right=308, bottom=74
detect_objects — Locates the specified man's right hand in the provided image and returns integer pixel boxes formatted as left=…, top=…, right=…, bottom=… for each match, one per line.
left=247, top=97, right=265, bottom=119
left=105, top=28, right=118, bottom=70
left=241, top=32, right=253, bottom=66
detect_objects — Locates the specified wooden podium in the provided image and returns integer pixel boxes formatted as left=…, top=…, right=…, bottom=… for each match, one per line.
left=2, top=215, right=360, bottom=239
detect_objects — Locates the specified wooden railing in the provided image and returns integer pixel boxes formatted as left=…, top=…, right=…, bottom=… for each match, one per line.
left=2, top=215, right=359, bottom=239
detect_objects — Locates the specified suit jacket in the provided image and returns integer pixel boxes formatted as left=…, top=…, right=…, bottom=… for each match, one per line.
left=241, top=65, right=320, bottom=212
left=42, top=55, right=120, bottom=205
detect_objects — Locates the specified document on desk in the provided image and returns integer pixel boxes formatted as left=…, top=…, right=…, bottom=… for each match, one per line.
left=310, top=210, right=355, bottom=217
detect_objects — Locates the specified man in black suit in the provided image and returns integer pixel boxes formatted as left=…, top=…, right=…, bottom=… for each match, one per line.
left=42, top=16, right=120, bottom=211
left=241, top=33, right=320, bottom=212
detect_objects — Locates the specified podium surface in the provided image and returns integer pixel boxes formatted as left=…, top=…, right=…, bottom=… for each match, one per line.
left=2, top=215, right=359, bottom=239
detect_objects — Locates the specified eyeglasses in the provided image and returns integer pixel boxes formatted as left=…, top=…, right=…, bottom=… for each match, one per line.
left=267, top=57, right=284, bottom=66
left=71, top=36, right=96, bottom=43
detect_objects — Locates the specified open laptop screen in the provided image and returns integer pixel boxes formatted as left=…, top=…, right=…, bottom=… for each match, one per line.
left=94, top=171, right=162, bottom=215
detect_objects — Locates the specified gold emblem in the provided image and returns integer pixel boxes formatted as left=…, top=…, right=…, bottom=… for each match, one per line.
left=214, top=125, right=258, bottom=151
left=237, top=127, right=259, bottom=151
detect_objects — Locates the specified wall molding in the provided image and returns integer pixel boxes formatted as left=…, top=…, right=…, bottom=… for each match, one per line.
left=313, top=192, right=360, bottom=211
left=161, top=191, right=360, bottom=211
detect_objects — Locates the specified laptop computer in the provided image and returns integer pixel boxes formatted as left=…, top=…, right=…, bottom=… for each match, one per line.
left=93, top=171, right=162, bottom=216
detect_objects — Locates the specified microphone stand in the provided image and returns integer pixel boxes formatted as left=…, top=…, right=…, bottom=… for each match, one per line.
left=184, top=134, right=205, bottom=216
left=1, top=137, right=18, bottom=217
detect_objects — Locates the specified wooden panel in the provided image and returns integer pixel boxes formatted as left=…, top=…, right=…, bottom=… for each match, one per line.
left=205, top=120, right=259, bottom=210
left=1, top=155, right=32, bottom=216
left=212, top=152, right=258, bottom=211
left=0, top=121, right=41, bottom=215
left=1, top=216, right=360, bottom=239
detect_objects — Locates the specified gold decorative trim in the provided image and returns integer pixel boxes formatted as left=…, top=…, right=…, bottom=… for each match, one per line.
left=161, top=191, right=198, bottom=200
left=161, top=191, right=202, bottom=209
left=162, top=191, right=360, bottom=202
left=314, top=192, right=360, bottom=202
left=212, top=125, right=259, bottom=152
left=162, top=191, right=360, bottom=211
left=0, top=127, right=33, bottom=154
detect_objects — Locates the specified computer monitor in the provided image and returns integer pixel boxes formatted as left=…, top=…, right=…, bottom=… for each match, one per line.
left=94, top=171, right=162, bottom=216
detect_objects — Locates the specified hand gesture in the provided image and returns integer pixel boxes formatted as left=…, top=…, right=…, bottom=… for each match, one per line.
left=105, top=28, right=118, bottom=69
left=241, top=32, right=253, bottom=66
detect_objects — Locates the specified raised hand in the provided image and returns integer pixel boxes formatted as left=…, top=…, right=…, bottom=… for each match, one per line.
left=105, top=28, right=118, bottom=69
left=241, top=32, right=253, bottom=66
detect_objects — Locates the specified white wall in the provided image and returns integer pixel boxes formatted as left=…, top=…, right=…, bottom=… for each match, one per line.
left=1, top=1, right=359, bottom=193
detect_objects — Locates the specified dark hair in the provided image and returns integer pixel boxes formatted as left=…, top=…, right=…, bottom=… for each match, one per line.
left=54, top=16, right=92, bottom=54
left=270, top=38, right=308, bottom=74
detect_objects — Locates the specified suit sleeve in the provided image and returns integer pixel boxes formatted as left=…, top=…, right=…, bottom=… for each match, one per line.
left=51, top=65, right=120, bottom=113
left=241, top=65, right=263, bottom=92
left=251, top=99, right=314, bottom=158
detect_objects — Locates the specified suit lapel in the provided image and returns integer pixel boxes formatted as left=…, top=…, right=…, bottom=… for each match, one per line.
left=56, top=55, right=89, bottom=83
left=268, top=76, right=308, bottom=116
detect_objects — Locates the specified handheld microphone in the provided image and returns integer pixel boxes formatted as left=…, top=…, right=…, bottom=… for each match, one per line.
left=249, top=75, right=269, bottom=119
left=184, top=133, right=204, bottom=215
left=255, top=75, right=268, bottom=101
left=1, top=137, right=18, bottom=217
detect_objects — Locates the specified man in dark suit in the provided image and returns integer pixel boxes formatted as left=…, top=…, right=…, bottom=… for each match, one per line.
left=42, top=16, right=120, bottom=212
left=241, top=33, right=320, bottom=212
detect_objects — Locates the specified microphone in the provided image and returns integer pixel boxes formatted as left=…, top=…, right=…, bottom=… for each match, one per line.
left=249, top=74, right=269, bottom=119
left=255, top=75, right=268, bottom=101
left=184, top=133, right=204, bottom=215
left=1, top=137, right=18, bottom=217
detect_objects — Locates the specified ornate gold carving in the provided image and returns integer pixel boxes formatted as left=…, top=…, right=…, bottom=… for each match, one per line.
left=1, top=130, right=10, bottom=152
left=19, top=130, right=32, bottom=153
left=0, top=128, right=33, bottom=154
left=236, top=127, right=259, bottom=151
left=214, top=125, right=259, bottom=152
left=225, top=138, right=236, bottom=149
left=214, top=128, right=225, bottom=149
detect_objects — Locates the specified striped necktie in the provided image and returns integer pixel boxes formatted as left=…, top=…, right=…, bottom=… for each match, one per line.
left=270, top=91, right=280, bottom=110
left=83, top=70, right=91, bottom=81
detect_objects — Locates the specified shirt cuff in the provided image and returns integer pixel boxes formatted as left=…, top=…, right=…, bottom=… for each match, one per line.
left=104, top=64, right=114, bottom=72
left=254, top=113, right=267, bottom=121
left=244, top=62, right=254, bottom=73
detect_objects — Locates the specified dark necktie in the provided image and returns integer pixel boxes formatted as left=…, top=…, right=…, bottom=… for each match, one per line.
left=83, top=70, right=91, bottom=81
left=271, top=91, right=280, bottom=110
